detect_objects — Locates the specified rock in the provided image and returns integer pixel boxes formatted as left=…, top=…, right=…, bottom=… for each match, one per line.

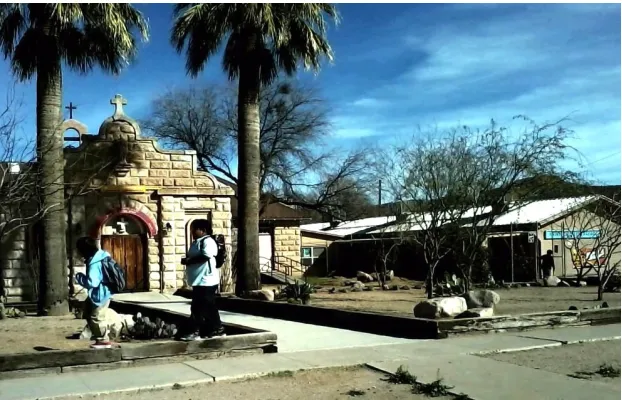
left=363, top=285, right=373, bottom=291
left=356, top=271, right=374, bottom=283
left=382, top=284, right=390, bottom=291
left=454, top=307, right=494, bottom=319
left=462, top=290, right=501, bottom=309
left=80, top=309, right=133, bottom=340
left=523, top=283, right=531, bottom=287
left=389, top=285, right=399, bottom=291
left=568, top=305, right=578, bottom=310
left=338, top=288, right=349, bottom=293
left=545, top=276, right=561, bottom=287
left=578, top=281, right=587, bottom=287
left=384, top=270, right=395, bottom=281
left=557, top=280, right=570, bottom=287
left=343, top=280, right=357, bottom=286
left=400, top=285, right=411, bottom=290
left=413, top=284, right=423, bottom=290
left=602, top=302, right=609, bottom=308
left=352, top=281, right=366, bottom=290
left=328, top=287, right=336, bottom=294
left=245, top=289, right=275, bottom=301
left=287, top=298, right=303, bottom=305
left=413, top=297, right=467, bottom=319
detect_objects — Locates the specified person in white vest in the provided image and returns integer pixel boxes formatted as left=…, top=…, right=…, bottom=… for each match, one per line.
left=179, top=220, right=225, bottom=341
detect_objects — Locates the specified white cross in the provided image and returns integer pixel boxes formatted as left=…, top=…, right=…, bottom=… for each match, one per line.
left=110, top=94, right=127, bottom=117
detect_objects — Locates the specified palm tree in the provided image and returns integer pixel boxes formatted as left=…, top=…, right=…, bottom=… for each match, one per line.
left=0, top=4, right=148, bottom=315
left=172, top=4, right=339, bottom=295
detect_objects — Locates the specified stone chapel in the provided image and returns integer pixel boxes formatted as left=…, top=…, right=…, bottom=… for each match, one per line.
left=1, top=95, right=235, bottom=302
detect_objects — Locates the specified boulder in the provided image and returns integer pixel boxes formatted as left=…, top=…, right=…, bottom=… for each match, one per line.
left=413, top=297, right=467, bottom=319
left=382, top=284, right=390, bottom=291
left=363, top=285, right=373, bottom=291
left=462, top=290, right=500, bottom=309
left=578, top=281, right=587, bottom=287
left=557, top=280, right=570, bottom=287
left=454, top=307, right=494, bottom=319
left=352, top=281, right=366, bottom=290
left=400, top=285, right=411, bottom=290
left=544, top=276, right=561, bottom=287
left=343, top=280, right=357, bottom=286
left=356, top=271, right=374, bottom=283
left=338, top=288, right=349, bottom=293
left=245, top=289, right=275, bottom=301
left=80, top=309, right=133, bottom=340
left=568, top=305, right=578, bottom=310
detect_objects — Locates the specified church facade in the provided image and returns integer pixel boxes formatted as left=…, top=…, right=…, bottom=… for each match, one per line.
left=1, top=95, right=235, bottom=302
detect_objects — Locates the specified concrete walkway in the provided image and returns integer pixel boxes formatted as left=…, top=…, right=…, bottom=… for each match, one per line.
left=0, top=320, right=619, bottom=400
left=113, top=293, right=415, bottom=352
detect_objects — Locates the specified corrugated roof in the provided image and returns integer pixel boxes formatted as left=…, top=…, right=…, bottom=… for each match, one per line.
left=301, top=216, right=396, bottom=238
left=488, top=196, right=596, bottom=226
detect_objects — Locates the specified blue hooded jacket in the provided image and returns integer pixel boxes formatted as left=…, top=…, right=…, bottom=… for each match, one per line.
left=75, top=249, right=112, bottom=307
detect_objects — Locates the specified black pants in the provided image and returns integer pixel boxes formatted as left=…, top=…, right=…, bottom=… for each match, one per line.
left=189, top=285, right=222, bottom=336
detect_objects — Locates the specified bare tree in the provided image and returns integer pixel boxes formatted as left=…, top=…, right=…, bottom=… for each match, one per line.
left=564, top=197, right=621, bottom=300
left=378, top=116, right=580, bottom=296
left=141, top=79, right=373, bottom=218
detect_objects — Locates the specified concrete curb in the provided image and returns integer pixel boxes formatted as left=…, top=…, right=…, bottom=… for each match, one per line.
left=39, top=377, right=216, bottom=400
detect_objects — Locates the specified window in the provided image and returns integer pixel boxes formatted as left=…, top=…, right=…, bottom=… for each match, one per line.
left=554, top=245, right=559, bottom=254
left=301, top=246, right=326, bottom=267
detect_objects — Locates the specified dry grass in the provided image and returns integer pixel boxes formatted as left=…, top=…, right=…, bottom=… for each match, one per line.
left=0, top=314, right=87, bottom=354
left=291, top=277, right=621, bottom=318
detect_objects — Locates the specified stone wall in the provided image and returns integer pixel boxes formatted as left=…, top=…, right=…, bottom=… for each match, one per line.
left=0, top=227, right=36, bottom=302
left=274, top=225, right=302, bottom=276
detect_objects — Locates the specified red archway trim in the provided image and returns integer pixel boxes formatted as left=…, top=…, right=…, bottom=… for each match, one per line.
left=89, top=207, right=158, bottom=238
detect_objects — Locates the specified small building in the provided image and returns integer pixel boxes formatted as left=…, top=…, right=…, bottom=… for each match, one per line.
left=216, top=178, right=308, bottom=278
left=1, top=95, right=235, bottom=303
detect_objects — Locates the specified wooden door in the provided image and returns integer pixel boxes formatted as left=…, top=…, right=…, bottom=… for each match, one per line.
left=100, top=235, right=146, bottom=291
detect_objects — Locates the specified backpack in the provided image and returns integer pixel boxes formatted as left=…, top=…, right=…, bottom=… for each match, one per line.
left=199, top=234, right=227, bottom=270
left=101, top=256, right=126, bottom=294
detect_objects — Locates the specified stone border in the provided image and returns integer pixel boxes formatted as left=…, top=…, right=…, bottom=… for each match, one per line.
left=0, top=301, right=277, bottom=378
left=203, top=295, right=620, bottom=340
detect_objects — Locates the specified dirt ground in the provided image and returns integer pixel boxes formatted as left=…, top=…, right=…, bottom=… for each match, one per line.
left=0, top=314, right=88, bottom=354
left=481, top=340, right=621, bottom=387
left=63, top=366, right=456, bottom=400
left=291, top=277, right=621, bottom=317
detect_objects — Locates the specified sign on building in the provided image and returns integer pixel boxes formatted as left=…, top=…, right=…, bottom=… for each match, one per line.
left=527, top=232, right=535, bottom=243
left=543, top=230, right=600, bottom=240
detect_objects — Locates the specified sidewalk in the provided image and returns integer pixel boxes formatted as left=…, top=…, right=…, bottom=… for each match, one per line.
left=113, top=293, right=415, bottom=352
left=0, top=324, right=619, bottom=400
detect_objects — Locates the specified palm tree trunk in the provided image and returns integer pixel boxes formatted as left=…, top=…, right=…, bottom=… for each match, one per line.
left=235, top=63, right=262, bottom=295
left=36, top=62, right=69, bottom=316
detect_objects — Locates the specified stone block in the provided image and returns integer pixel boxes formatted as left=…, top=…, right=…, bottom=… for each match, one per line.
left=170, top=155, right=192, bottom=162
left=130, top=168, right=148, bottom=177
left=175, top=236, right=187, bottom=246
left=149, top=169, right=169, bottom=177
left=163, top=254, right=178, bottom=263
left=174, top=178, right=194, bottom=187
left=163, top=179, right=175, bottom=186
left=116, top=177, right=140, bottom=186
left=194, top=179, right=214, bottom=188
left=134, top=160, right=149, bottom=169
left=148, top=246, right=159, bottom=256
left=163, top=246, right=175, bottom=255
left=161, top=203, right=176, bottom=212
left=1, top=268, right=28, bottom=279
left=172, top=162, right=192, bottom=170
left=140, top=178, right=163, bottom=186
left=149, top=271, right=160, bottom=281
left=5, top=250, right=24, bottom=260
left=169, top=170, right=190, bottom=178
left=145, top=152, right=169, bottom=160
left=149, top=263, right=160, bottom=272
left=150, top=161, right=172, bottom=169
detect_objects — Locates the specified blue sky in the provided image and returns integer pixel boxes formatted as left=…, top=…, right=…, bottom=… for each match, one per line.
left=1, top=3, right=620, bottom=184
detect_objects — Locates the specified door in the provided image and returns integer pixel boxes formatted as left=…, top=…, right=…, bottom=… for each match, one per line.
left=100, top=235, right=146, bottom=291
left=259, top=233, right=273, bottom=272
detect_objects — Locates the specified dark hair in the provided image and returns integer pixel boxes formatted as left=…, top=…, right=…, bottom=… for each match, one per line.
left=547, top=250, right=553, bottom=255
left=76, top=236, right=98, bottom=258
left=191, top=219, right=212, bottom=235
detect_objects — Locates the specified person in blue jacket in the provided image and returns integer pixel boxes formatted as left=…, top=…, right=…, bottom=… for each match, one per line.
left=179, top=220, right=225, bottom=341
left=75, top=237, right=113, bottom=349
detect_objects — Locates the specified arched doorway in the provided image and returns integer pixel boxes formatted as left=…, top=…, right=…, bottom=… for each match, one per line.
left=96, top=212, right=150, bottom=291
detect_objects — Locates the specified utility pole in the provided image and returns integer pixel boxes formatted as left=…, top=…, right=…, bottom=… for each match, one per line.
left=378, top=179, right=382, bottom=206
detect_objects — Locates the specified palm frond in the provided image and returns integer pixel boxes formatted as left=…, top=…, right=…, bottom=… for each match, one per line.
left=0, top=4, right=26, bottom=60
